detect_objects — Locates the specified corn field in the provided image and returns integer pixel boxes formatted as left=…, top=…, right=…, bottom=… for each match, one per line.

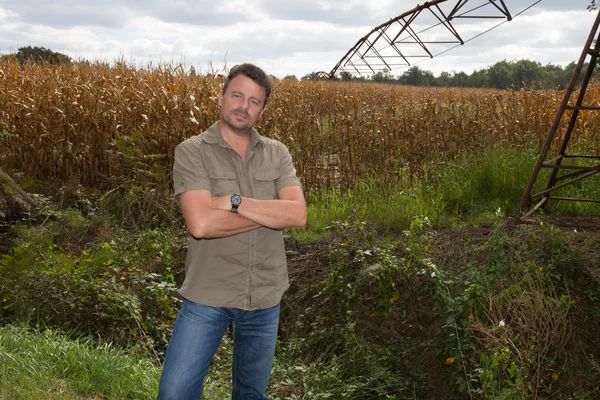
left=1, top=58, right=599, bottom=191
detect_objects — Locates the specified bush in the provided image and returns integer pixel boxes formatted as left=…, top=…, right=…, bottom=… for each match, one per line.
left=0, top=215, right=183, bottom=357
left=431, top=225, right=586, bottom=399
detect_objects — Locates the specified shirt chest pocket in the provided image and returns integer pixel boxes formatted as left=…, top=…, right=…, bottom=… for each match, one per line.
left=253, top=168, right=280, bottom=200
left=209, top=169, right=238, bottom=196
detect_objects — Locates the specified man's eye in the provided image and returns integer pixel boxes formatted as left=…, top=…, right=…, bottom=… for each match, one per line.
left=251, top=100, right=259, bottom=106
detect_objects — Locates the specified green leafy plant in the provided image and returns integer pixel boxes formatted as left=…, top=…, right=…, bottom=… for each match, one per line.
left=325, top=219, right=412, bottom=318
left=99, top=131, right=178, bottom=228
left=0, top=216, right=182, bottom=357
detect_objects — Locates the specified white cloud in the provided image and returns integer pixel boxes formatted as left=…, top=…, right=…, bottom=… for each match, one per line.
left=0, top=1, right=595, bottom=78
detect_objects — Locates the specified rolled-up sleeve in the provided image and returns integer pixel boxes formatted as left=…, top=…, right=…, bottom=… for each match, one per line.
left=173, top=140, right=211, bottom=200
left=274, top=143, right=303, bottom=193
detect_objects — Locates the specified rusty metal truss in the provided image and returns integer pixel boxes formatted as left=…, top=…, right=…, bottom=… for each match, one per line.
left=516, top=10, right=600, bottom=220
left=322, top=0, right=540, bottom=79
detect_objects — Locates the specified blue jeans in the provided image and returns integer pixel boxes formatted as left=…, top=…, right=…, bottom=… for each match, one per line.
left=157, top=298, right=280, bottom=400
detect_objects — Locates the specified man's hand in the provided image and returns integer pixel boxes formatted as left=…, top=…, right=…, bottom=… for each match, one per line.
left=179, top=190, right=259, bottom=239
left=180, top=188, right=305, bottom=239
left=235, top=187, right=306, bottom=229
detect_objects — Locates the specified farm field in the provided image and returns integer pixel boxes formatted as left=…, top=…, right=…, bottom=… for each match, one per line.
left=0, top=59, right=599, bottom=399
left=2, top=58, right=600, bottom=190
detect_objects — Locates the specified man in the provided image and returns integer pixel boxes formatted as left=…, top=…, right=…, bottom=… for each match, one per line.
left=157, top=63, right=306, bottom=399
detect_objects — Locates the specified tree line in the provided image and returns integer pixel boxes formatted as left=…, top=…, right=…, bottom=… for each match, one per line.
left=295, top=59, right=588, bottom=90
left=0, top=46, right=71, bottom=64
left=2, top=46, right=589, bottom=91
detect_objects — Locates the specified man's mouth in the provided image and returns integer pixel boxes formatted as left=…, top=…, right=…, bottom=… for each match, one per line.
left=234, top=111, right=249, bottom=119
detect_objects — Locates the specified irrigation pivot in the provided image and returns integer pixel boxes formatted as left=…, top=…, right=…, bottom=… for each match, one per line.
left=320, top=0, right=540, bottom=79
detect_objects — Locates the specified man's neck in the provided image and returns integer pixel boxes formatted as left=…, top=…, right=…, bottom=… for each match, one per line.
left=218, top=121, right=251, bottom=159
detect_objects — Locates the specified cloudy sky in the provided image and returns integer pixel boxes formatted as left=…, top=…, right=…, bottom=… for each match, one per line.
left=0, top=0, right=596, bottom=78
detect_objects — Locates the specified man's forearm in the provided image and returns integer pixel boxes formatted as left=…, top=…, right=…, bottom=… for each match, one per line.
left=212, top=192, right=306, bottom=230
left=237, top=197, right=306, bottom=229
left=180, top=190, right=261, bottom=239
left=192, top=210, right=261, bottom=239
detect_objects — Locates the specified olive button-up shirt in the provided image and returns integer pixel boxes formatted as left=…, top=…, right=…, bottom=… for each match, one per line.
left=173, top=122, right=302, bottom=310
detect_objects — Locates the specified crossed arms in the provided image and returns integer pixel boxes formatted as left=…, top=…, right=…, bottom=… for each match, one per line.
left=178, top=186, right=307, bottom=239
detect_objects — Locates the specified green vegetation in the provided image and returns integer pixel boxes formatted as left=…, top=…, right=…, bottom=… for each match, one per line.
left=305, top=59, right=581, bottom=89
left=0, top=54, right=598, bottom=398
left=0, top=212, right=182, bottom=357
left=0, top=46, right=71, bottom=64
left=1, top=144, right=599, bottom=399
left=280, top=214, right=600, bottom=399
left=302, top=146, right=599, bottom=239
left=0, top=324, right=160, bottom=399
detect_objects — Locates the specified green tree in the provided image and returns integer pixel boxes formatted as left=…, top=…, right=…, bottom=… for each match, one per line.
left=14, top=46, right=71, bottom=64
left=467, top=69, right=489, bottom=87
left=340, top=71, right=353, bottom=81
left=398, top=66, right=433, bottom=86
left=543, top=63, right=566, bottom=88
left=301, top=72, right=326, bottom=80
left=421, top=69, right=435, bottom=86
left=512, top=59, right=545, bottom=88
left=451, top=71, right=469, bottom=87
left=436, top=71, right=452, bottom=87
left=487, top=60, right=514, bottom=89
left=372, top=69, right=395, bottom=84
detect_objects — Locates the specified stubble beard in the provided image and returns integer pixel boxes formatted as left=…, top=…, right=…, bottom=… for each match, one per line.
left=221, top=109, right=255, bottom=135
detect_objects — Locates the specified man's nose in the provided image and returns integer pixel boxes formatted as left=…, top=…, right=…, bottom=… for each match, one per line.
left=238, top=98, right=249, bottom=110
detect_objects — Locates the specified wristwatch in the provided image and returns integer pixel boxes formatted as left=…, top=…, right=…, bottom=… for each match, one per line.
left=230, top=194, right=242, bottom=212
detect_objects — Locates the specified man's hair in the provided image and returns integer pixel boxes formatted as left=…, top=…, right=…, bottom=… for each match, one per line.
left=222, top=63, right=272, bottom=106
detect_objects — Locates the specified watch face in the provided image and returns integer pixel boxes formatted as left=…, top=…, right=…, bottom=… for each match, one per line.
left=231, top=194, right=242, bottom=206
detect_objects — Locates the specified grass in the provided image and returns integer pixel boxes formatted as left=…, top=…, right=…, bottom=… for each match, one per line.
left=0, top=324, right=161, bottom=399
left=295, top=145, right=599, bottom=243
left=0, top=324, right=253, bottom=400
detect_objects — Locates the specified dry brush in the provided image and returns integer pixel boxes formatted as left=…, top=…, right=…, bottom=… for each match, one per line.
left=1, top=58, right=598, bottom=191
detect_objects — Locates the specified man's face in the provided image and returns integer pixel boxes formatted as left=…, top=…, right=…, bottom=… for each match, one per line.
left=218, top=75, right=267, bottom=133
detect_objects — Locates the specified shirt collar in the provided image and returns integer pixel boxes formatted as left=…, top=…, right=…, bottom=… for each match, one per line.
left=202, top=121, right=263, bottom=149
